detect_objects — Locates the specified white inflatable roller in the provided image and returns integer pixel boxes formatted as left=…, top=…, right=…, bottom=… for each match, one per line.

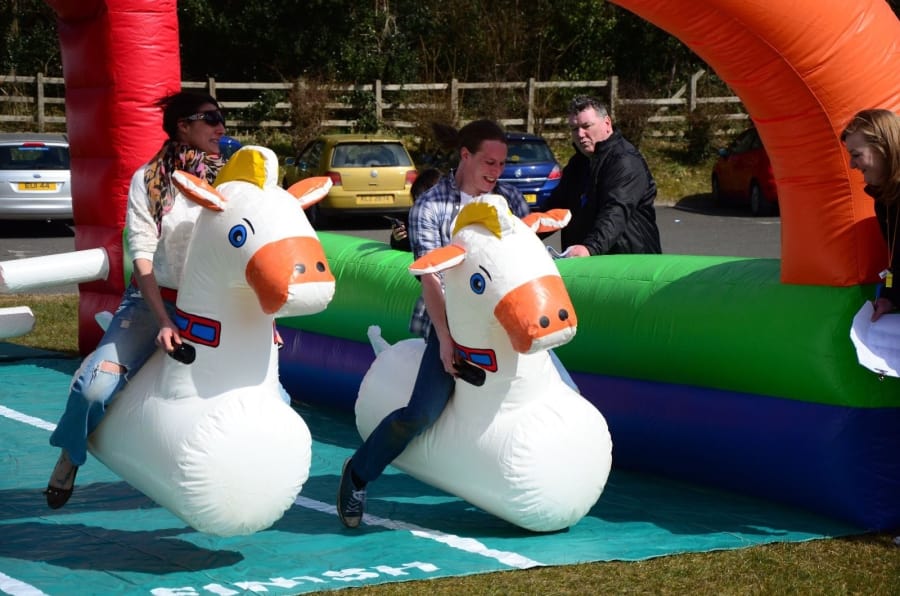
left=88, top=147, right=335, bottom=536
left=356, top=195, right=612, bottom=532
left=0, top=248, right=108, bottom=293
left=0, top=306, right=35, bottom=339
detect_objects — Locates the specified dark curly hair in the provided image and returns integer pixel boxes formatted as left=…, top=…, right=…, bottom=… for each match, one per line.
left=154, top=91, right=221, bottom=140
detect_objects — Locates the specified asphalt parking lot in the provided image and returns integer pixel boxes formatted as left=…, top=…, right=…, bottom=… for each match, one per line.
left=0, top=195, right=780, bottom=295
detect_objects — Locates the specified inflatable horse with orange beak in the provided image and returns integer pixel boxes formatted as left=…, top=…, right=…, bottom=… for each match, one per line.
left=357, top=194, right=612, bottom=532
left=88, top=146, right=335, bottom=536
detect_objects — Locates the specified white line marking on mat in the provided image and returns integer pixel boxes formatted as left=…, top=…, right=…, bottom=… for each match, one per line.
left=0, top=406, right=55, bottom=432
left=0, top=571, right=49, bottom=596
left=294, top=496, right=544, bottom=569
left=3, top=406, right=541, bottom=570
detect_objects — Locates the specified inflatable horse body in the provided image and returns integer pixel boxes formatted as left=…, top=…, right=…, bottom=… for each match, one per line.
left=88, top=147, right=335, bottom=536
left=356, top=195, right=613, bottom=532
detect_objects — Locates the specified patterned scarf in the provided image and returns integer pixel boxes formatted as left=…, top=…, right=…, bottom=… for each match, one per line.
left=144, top=140, right=225, bottom=235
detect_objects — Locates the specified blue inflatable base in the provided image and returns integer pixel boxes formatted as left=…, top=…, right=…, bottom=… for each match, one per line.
left=278, top=326, right=900, bottom=531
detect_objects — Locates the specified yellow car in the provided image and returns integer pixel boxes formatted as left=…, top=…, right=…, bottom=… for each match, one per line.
left=281, top=134, right=417, bottom=226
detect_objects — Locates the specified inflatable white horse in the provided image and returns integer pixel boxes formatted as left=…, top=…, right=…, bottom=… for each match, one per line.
left=356, top=195, right=613, bottom=532
left=88, top=146, right=335, bottom=536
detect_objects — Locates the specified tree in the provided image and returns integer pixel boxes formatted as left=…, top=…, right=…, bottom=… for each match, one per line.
left=0, top=0, right=61, bottom=76
left=177, top=0, right=417, bottom=83
left=605, top=7, right=704, bottom=95
left=6, top=0, right=898, bottom=102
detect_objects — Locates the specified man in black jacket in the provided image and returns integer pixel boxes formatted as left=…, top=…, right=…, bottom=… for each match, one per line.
left=545, top=96, right=661, bottom=256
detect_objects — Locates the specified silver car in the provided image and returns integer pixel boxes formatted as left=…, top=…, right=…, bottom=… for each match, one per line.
left=0, top=133, right=72, bottom=220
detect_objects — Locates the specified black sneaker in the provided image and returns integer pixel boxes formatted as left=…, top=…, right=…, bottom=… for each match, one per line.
left=337, top=458, right=367, bottom=528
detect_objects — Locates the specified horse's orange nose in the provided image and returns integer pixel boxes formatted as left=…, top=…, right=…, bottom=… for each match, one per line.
left=494, top=274, right=577, bottom=353
left=247, top=236, right=334, bottom=314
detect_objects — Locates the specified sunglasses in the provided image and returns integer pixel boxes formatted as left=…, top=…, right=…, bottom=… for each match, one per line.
left=181, top=110, right=225, bottom=126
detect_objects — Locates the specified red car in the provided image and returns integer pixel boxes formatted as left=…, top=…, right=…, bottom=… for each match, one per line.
left=711, top=127, right=778, bottom=216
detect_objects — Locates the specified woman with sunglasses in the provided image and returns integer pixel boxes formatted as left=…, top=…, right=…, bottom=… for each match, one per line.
left=44, top=91, right=226, bottom=509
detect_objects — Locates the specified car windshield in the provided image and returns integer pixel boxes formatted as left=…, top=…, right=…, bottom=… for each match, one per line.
left=331, top=143, right=412, bottom=168
left=0, top=144, right=70, bottom=170
left=506, top=141, right=555, bottom=164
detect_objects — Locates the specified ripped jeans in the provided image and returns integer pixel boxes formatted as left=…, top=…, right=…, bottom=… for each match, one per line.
left=49, top=285, right=175, bottom=466
left=49, top=284, right=294, bottom=466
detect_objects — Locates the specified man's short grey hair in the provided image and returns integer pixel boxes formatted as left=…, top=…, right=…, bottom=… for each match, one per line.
left=568, top=95, right=609, bottom=118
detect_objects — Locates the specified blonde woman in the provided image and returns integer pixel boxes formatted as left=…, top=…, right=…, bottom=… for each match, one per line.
left=841, top=109, right=900, bottom=321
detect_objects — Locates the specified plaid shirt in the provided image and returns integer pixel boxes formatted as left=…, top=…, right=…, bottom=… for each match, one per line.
left=407, top=172, right=530, bottom=337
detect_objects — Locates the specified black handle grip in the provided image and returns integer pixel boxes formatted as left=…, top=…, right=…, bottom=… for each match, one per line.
left=454, top=359, right=486, bottom=386
left=168, top=342, right=196, bottom=364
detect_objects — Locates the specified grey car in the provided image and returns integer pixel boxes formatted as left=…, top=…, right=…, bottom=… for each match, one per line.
left=0, top=133, right=72, bottom=220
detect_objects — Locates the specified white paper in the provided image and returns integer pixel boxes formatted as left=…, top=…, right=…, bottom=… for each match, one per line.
left=850, top=301, right=900, bottom=377
left=546, top=245, right=574, bottom=259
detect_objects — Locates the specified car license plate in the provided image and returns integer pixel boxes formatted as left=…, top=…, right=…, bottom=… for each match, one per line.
left=18, top=182, right=58, bottom=191
left=524, top=193, right=537, bottom=204
left=357, top=195, right=393, bottom=205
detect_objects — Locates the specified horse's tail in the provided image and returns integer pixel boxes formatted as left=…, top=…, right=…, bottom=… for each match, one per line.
left=366, top=325, right=392, bottom=355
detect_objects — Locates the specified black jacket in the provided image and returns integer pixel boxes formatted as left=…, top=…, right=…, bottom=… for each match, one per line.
left=545, top=150, right=591, bottom=249
left=870, top=187, right=900, bottom=304
left=547, top=130, right=661, bottom=255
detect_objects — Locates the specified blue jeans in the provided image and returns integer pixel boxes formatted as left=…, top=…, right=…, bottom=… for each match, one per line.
left=350, top=332, right=455, bottom=484
left=49, top=285, right=176, bottom=466
left=49, top=285, right=293, bottom=466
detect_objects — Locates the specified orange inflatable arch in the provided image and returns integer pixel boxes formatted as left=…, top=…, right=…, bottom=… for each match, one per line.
left=44, top=0, right=900, bottom=352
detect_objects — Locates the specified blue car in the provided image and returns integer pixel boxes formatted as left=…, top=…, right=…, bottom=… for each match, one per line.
left=219, top=136, right=242, bottom=159
left=499, top=132, right=561, bottom=211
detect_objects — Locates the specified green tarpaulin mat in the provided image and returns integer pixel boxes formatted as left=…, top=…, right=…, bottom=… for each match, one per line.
left=0, top=350, right=860, bottom=595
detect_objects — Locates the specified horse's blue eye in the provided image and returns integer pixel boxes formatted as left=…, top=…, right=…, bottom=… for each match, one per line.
left=470, top=272, right=486, bottom=294
left=228, top=225, right=247, bottom=247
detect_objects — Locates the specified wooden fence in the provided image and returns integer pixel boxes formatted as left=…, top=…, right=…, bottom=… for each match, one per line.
left=0, top=70, right=747, bottom=140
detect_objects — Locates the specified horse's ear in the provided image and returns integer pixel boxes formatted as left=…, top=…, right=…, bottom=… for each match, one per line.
left=214, top=147, right=268, bottom=189
left=409, top=244, right=467, bottom=275
left=522, top=209, right=571, bottom=233
left=286, top=177, right=333, bottom=208
left=172, top=171, right=226, bottom=211
left=453, top=200, right=506, bottom=238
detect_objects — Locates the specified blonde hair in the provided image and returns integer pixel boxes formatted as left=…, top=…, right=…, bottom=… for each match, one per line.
left=841, top=109, right=900, bottom=204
